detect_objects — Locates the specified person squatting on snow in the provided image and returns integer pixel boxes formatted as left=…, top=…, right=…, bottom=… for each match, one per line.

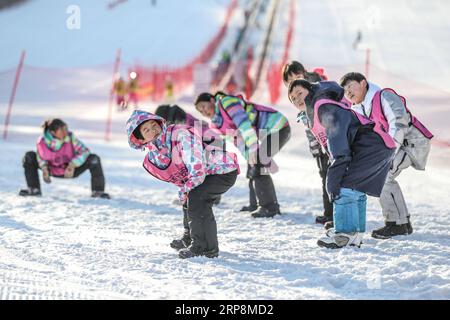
left=282, top=61, right=333, bottom=226
left=155, top=104, right=223, bottom=206
left=19, top=118, right=110, bottom=199
left=288, top=80, right=395, bottom=249
left=340, top=72, right=433, bottom=239
left=195, top=92, right=291, bottom=218
left=126, top=110, right=239, bottom=259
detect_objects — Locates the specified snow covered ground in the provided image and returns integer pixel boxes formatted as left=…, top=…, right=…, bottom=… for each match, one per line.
left=0, top=0, right=449, bottom=300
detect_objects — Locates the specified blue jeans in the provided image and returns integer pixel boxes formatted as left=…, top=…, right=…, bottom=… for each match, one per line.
left=333, top=188, right=367, bottom=233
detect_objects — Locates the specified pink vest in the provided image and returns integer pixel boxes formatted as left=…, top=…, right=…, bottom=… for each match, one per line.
left=142, top=125, right=239, bottom=187
left=372, top=88, right=434, bottom=139
left=310, top=98, right=396, bottom=153
left=37, top=135, right=75, bottom=176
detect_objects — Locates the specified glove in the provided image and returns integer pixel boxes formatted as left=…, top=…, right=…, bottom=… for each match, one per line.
left=42, top=166, right=51, bottom=184
left=64, top=163, right=76, bottom=178
left=306, top=129, right=321, bottom=158
left=328, top=192, right=341, bottom=203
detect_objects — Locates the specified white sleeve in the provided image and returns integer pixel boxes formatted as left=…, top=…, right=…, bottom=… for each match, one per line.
left=380, top=91, right=410, bottom=147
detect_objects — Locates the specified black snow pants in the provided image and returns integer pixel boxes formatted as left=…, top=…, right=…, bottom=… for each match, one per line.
left=316, top=150, right=333, bottom=218
left=247, top=125, right=291, bottom=211
left=183, top=170, right=238, bottom=253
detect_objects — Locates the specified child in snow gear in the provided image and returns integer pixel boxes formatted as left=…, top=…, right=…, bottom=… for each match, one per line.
left=195, top=92, right=291, bottom=218
left=288, top=80, right=395, bottom=249
left=126, top=110, right=239, bottom=259
left=19, top=119, right=110, bottom=199
left=340, top=72, right=433, bottom=239
left=282, top=61, right=333, bottom=225
left=155, top=104, right=221, bottom=206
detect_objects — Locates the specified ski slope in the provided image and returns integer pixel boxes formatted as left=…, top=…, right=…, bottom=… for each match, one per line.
left=0, top=0, right=449, bottom=300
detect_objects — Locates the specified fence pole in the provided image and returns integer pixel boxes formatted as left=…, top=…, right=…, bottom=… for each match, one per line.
left=3, top=50, right=26, bottom=140
left=105, top=48, right=121, bottom=142
left=365, top=48, right=371, bottom=79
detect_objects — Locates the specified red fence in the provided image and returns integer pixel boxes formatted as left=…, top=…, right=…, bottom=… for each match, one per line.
left=267, top=0, right=295, bottom=104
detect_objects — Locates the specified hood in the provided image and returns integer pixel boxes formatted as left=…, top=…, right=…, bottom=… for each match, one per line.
left=304, top=81, right=345, bottom=121
left=126, top=110, right=166, bottom=150
left=307, top=81, right=345, bottom=106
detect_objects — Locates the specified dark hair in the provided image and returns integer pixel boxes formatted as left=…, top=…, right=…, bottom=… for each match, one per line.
left=195, top=92, right=214, bottom=105
left=133, top=121, right=148, bottom=140
left=42, top=118, right=67, bottom=133
left=155, top=104, right=171, bottom=120
left=339, top=72, right=367, bottom=87
left=168, top=105, right=186, bottom=124
left=288, top=79, right=312, bottom=97
left=156, top=104, right=187, bottom=124
left=282, top=61, right=307, bottom=83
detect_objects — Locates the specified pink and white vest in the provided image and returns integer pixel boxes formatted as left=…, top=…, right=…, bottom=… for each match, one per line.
left=37, top=135, right=75, bottom=176
left=371, top=88, right=434, bottom=139
left=142, top=125, right=239, bottom=187
left=309, top=98, right=397, bottom=153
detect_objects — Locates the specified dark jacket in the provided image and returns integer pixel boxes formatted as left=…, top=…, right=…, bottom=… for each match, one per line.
left=304, top=82, right=394, bottom=198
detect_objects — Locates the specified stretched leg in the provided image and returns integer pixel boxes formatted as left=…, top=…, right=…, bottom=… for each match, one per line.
left=380, top=149, right=412, bottom=225
left=316, top=152, right=334, bottom=225
left=22, top=151, right=40, bottom=190
left=248, top=178, right=257, bottom=208
left=373, top=150, right=412, bottom=239
left=73, top=154, right=105, bottom=192
left=180, top=171, right=237, bottom=258
left=320, top=154, right=333, bottom=218
left=333, top=188, right=361, bottom=233
left=240, top=168, right=258, bottom=211
left=170, top=203, right=191, bottom=250
left=317, top=188, right=365, bottom=249
left=253, top=174, right=279, bottom=212
left=250, top=126, right=290, bottom=217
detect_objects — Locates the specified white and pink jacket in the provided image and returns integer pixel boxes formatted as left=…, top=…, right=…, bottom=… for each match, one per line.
left=127, top=110, right=239, bottom=203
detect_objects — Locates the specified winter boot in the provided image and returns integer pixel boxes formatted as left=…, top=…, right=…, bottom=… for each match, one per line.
left=317, top=231, right=363, bottom=249
left=170, top=233, right=191, bottom=250
left=240, top=204, right=258, bottom=212
left=18, top=188, right=41, bottom=197
left=315, top=215, right=333, bottom=224
left=178, top=246, right=219, bottom=259
left=91, top=191, right=111, bottom=199
left=371, top=222, right=409, bottom=239
left=251, top=206, right=280, bottom=218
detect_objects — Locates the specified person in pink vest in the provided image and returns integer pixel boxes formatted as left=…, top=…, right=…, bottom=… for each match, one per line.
left=340, top=72, right=433, bottom=239
left=194, top=92, right=291, bottom=218
left=155, top=103, right=223, bottom=206
left=282, top=60, right=333, bottom=226
left=19, top=118, right=110, bottom=199
left=126, top=110, right=239, bottom=259
left=288, top=79, right=395, bottom=249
